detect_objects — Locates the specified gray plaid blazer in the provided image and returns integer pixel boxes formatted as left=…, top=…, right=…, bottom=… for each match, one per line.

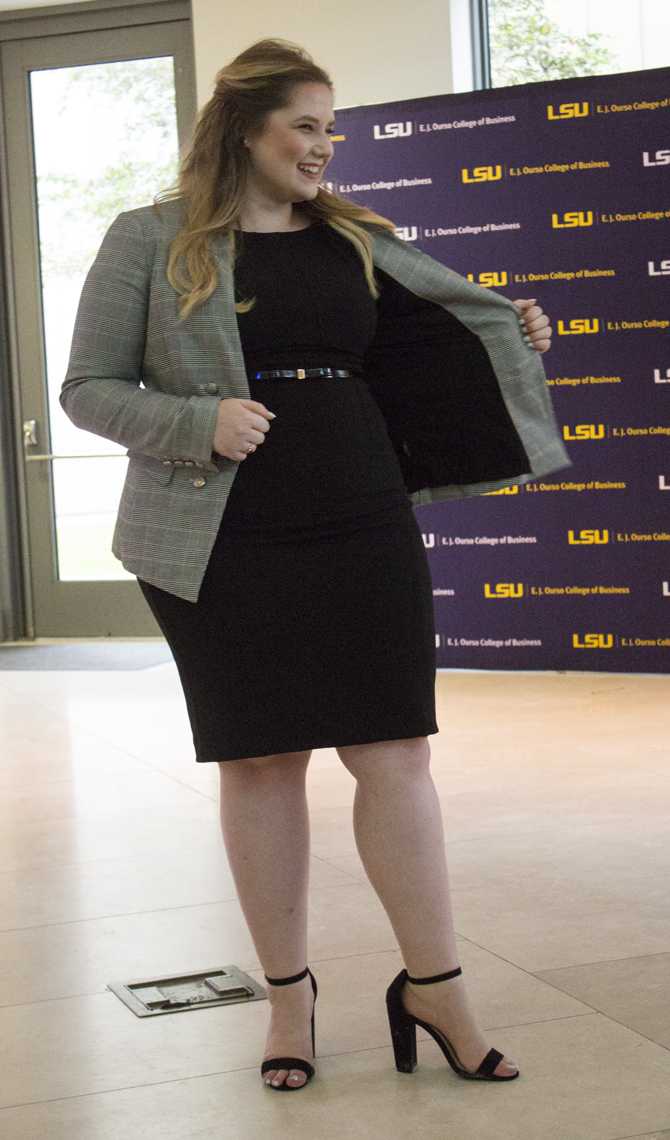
left=60, top=198, right=572, bottom=603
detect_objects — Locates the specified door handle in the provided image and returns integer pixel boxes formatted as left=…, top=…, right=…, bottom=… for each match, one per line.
left=22, top=418, right=124, bottom=462
left=23, top=418, right=38, bottom=448
left=24, top=452, right=126, bottom=461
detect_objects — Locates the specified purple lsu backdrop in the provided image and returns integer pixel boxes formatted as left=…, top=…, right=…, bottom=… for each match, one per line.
left=324, top=65, right=670, bottom=675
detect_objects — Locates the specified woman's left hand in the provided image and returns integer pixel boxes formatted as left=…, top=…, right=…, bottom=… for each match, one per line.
left=513, top=298, right=552, bottom=353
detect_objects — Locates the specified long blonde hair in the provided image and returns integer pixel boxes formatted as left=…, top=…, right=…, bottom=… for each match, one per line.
left=152, top=37, right=399, bottom=322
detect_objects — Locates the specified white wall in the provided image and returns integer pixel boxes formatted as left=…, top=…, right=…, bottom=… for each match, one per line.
left=190, top=0, right=457, bottom=113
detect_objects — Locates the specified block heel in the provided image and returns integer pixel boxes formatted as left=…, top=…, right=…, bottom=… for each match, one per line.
left=386, top=969, right=418, bottom=1072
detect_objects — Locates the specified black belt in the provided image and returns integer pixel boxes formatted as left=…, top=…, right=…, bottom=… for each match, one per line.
left=250, top=367, right=361, bottom=380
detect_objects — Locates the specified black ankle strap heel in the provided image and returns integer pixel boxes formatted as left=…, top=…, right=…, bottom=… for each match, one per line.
left=385, top=965, right=519, bottom=1082
left=261, top=966, right=318, bottom=1090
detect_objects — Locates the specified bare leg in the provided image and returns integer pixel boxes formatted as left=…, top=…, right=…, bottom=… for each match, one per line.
left=337, top=737, right=518, bottom=1077
left=218, top=751, right=314, bottom=1088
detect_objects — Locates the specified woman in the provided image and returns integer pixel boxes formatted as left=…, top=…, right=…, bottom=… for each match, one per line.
left=61, top=38, right=568, bottom=1093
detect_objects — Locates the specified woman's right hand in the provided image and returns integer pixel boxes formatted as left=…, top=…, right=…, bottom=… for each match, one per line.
left=212, top=398, right=276, bottom=462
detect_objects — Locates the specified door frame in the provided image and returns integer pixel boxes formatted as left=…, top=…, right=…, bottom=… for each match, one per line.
left=0, top=0, right=193, bottom=638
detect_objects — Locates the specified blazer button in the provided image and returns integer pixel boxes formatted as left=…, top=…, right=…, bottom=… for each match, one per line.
left=191, top=476, right=207, bottom=488
left=205, top=383, right=219, bottom=394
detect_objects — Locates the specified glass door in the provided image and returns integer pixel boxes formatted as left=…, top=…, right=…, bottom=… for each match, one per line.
left=2, top=14, right=195, bottom=635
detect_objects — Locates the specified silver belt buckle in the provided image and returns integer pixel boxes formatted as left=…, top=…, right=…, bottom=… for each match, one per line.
left=296, top=368, right=306, bottom=379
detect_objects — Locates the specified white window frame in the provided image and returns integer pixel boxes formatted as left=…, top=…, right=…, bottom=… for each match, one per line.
left=449, top=0, right=491, bottom=92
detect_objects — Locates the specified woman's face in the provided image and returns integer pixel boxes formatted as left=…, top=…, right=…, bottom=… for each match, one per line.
left=244, top=82, right=336, bottom=203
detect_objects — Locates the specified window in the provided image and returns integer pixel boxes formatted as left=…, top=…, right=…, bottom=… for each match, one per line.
left=483, top=0, right=670, bottom=88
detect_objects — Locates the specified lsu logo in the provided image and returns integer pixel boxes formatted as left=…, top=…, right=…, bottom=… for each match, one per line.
left=567, top=528, right=610, bottom=542
left=563, top=424, right=606, bottom=441
left=461, top=165, right=503, bottom=183
left=394, top=225, right=418, bottom=242
left=659, top=476, right=670, bottom=490
left=547, top=102, right=590, bottom=119
left=483, top=485, right=519, bottom=496
left=643, top=149, right=670, bottom=166
left=663, top=581, right=670, bottom=597
left=654, top=368, right=670, bottom=384
left=557, top=318, right=600, bottom=336
left=373, top=122, right=412, bottom=140
left=568, top=529, right=609, bottom=545
left=649, top=259, right=670, bottom=277
left=572, top=633, right=614, bottom=649
left=466, top=271, right=509, bottom=287
left=484, top=583, right=524, bottom=598
left=552, top=211, right=594, bottom=229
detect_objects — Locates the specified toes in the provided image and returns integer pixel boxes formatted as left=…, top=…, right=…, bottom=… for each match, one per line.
left=264, top=1067, right=307, bottom=1087
left=495, top=1058, right=518, bottom=1076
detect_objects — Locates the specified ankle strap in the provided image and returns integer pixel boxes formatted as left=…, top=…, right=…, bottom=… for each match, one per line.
left=264, top=965, right=309, bottom=986
left=406, top=966, right=462, bottom=984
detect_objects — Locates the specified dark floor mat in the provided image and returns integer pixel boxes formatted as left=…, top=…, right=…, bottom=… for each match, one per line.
left=0, top=642, right=173, bottom=671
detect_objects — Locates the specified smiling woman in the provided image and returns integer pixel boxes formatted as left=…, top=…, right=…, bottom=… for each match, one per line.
left=236, top=92, right=337, bottom=226
left=59, top=34, right=567, bottom=1101
left=151, top=41, right=401, bottom=318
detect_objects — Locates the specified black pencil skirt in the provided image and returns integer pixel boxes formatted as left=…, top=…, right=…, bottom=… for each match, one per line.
left=137, top=375, right=439, bottom=763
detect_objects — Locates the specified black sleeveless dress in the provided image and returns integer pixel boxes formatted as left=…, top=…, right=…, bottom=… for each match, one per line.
left=137, top=220, right=439, bottom=762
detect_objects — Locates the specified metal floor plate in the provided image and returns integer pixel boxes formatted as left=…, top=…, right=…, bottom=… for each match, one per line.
left=107, top=966, right=266, bottom=1016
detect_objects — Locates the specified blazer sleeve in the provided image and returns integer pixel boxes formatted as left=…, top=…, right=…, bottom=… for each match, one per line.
left=59, top=210, right=221, bottom=468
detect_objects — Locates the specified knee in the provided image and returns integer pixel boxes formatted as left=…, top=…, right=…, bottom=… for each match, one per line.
left=336, top=737, right=430, bottom=782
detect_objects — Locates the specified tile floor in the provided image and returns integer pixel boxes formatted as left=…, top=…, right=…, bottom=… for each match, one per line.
left=0, top=651, right=669, bottom=1139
